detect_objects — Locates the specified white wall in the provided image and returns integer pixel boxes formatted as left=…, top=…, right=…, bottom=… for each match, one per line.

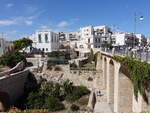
left=112, top=33, right=125, bottom=46
left=30, top=30, right=59, bottom=52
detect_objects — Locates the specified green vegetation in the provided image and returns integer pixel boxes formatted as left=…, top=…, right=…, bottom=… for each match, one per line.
left=113, top=55, right=150, bottom=99
left=0, top=37, right=32, bottom=68
left=78, top=97, right=89, bottom=105
left=13, top=38, right=33, bottom=52
left=43, top=96, right=65, bottom=111
left=47, top=51, right=70, bottom=65
left=47, top=51, right=70, bottom=60
left=0, top=51, right=26, bottom=68
left=65, top=86, right=90, bottom=102
left=88, top=77, right=93, bottom=81
left=70, top=104, right=79, bottom=111
left=93, top=51, right=100, bottom=66
left=25, top=79, right=90, bottom=112
left=81, top=62, right=96, bottom=70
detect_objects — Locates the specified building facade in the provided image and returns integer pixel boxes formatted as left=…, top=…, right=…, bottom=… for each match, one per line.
left=112, top=32, right=139, bottom=48
left=0, top=38, right=13, bottom=56
left=135, top=34, right=147, bottom=47
left=59, top=32, right=80, bottom=41
left=30, top=30, right=59, bottom=53
left=79, top=25, right=112, bottom=49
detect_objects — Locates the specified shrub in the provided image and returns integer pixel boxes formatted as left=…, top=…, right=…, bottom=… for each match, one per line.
left=65, top=86, right=90, bottom=102
left=40, top=81, right=61, bottom=98
left=78, top=97, right=89, bottom=105
left=27, top=91, right=64, bottom=111
left=47, top=51, right=70, bottom=60
left=0, top=51, right=26, bottom=68
left=43, top=96, right=65, bottom=111
left=73, top=86, right=90, bottom=97
left=54, top=66, right=62, bottom=71
left=88, top=77, right=93, bottom=81
left=65, top=94, right=79, bottom=102
left=62, top=79, right=74, bottom=95
left=47, top=65, right=53, bottom=70
left=70, top=104, right=79, bottom=111
left=27, top=91, right=46, bottom=109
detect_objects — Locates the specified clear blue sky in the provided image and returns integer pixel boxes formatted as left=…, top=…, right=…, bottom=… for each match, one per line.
left=0, top=0, right=150, bottom=40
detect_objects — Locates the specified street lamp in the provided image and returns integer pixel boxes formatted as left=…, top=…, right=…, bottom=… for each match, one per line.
left=133, top=12, right=144, bottom=48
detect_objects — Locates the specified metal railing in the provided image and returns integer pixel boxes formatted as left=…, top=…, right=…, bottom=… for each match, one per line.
left=101, top=48, right=150, bottom=62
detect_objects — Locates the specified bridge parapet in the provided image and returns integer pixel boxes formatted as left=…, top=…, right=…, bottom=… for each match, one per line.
left=0, top=61, right=25, bottom=77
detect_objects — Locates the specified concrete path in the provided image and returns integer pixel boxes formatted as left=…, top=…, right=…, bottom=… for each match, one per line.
left=94, top=102, right=113, bottom=113
left=94, top=89, right=113, bottom=113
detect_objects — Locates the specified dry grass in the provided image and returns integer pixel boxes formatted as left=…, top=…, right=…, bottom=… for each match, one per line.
left=0, top=65, right=10, bottom=72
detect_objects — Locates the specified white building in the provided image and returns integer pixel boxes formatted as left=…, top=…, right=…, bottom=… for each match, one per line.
left=30, top=30, right=59, bottom=53
left=79, top=25, right=112, bottom=49
left=135, top=34, right=147, bottom=47
left=112, top=32, right=139, bottom=48
left=59, top=32, right=80, bottom=41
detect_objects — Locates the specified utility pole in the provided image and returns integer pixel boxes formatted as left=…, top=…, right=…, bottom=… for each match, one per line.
left=133, top=12, right=137, bottom=48
left=133, top=12, right=144, bottom=48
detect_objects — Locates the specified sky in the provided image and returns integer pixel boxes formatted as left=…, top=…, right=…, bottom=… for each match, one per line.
left=0, top=0, right=150, bottom=40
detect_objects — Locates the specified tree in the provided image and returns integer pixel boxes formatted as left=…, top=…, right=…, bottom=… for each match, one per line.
left=13, top=38, right=33, bottom=52
left=0, top=51, right=26, bottom=68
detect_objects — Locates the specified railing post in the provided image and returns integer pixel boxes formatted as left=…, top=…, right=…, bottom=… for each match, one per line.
left=112, top=48, right=115, bottom=55
left=139, top=51, right=142, bottom=61
left=125, top=49, right=128, bottom=56
left=146, top=51, right=148, bottom=62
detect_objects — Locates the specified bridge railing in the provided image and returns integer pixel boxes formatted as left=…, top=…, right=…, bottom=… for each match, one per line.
left=0, top=61, right=25, bottom=77
left=101, top=49, right=150, bottom=63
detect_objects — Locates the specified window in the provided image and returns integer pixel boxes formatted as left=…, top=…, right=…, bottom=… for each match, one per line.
left=88, top=39, right=90, bottom=43
left=79, top=45, right=84, bottom=48
left=45, top=34, right=48, bottom=43
left=98, top=38, right=101, bottom=43
left=95, top=38, right=97, bottom=43
left=38, top=34, right=42, bottom=43
left=42, top=48, right=45, bottom=51
left=46, top=48, right=48, bottom=51
left=51, top=35, right=53, bottom=42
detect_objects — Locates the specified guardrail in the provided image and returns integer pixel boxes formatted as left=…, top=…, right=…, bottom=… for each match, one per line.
left=102, top=49, right=150, bottom=62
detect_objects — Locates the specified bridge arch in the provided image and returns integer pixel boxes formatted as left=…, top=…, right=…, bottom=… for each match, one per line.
left=103, top=57, right=107, bottom=88
left=117, top=66, right=133, bottom=113
left=0, top=91, right=10, bottom=112
left=108, top=59, right=115, bottom=110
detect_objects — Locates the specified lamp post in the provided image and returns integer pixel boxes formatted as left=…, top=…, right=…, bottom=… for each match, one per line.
left=133, top=12, right=144, bottom=48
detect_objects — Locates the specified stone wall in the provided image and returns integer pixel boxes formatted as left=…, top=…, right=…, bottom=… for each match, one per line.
left=39, top=64, right=103, bottom=90
left=26, top=58, right=39, bottom=66
left=0, top=69, right=29, bottom=104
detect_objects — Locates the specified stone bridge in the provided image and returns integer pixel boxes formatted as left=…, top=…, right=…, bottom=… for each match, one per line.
left=89, top=51, right=150, bottom=113
left=0, top=62, right=29, bottom=111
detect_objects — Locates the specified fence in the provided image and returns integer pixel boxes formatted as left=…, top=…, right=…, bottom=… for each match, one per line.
left=102, top=48, right=150, bottom=62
